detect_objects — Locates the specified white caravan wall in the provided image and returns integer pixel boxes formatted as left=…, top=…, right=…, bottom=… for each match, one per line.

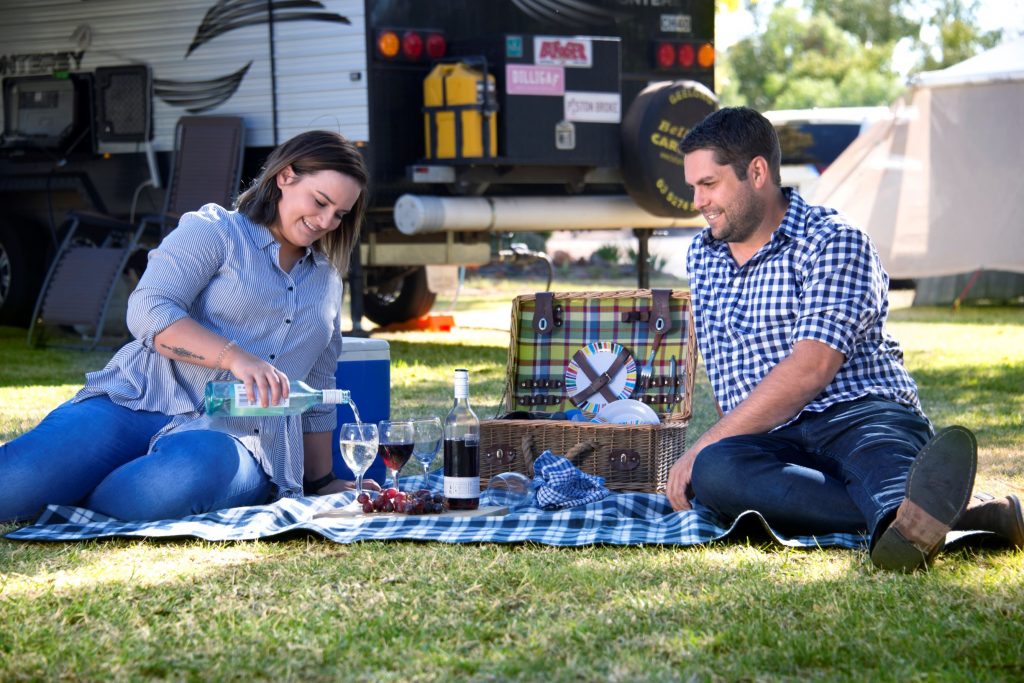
left=0, top=0, right=369, bottom=150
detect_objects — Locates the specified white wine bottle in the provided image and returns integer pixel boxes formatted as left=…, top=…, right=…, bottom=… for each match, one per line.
left=443, top=368, right=480, bottom=510
left=205, top=380, right=351, bottom=417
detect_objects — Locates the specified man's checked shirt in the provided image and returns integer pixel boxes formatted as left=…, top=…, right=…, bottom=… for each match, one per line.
left=686, top=188, right=924, bottom=426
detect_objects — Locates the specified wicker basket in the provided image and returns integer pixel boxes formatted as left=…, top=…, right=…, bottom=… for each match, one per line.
left=479, top=289, right=696, bottom=493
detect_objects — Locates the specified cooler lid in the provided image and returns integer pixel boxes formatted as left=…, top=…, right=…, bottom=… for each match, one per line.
left=338, top=337, right=390, bottom=362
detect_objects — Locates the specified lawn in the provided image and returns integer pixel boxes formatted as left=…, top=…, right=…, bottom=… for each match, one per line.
left=1, top=278, right=1022, bottom=682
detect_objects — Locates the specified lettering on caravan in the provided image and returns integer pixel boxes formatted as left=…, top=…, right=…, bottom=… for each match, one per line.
left=534, top=37, right=593, bottom=67
left=0, top=51, right=86, bottom=77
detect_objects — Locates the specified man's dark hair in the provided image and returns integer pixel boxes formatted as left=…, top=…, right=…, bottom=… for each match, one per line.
left=680, top=107, right=782, bottom=186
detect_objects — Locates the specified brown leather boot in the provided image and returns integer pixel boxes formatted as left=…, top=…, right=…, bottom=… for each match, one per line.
left=871, top=426, right=977, bottom=572
left=954, top=495, right=1024, bottom=547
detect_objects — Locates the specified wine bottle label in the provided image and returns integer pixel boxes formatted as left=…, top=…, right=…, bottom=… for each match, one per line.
left=454, top=369, right=469, bottom=399
left=234, top=384, right=289, bottom=408
left=444, top=476, right=480, bottom=498
left=321, top=389, right=348, bottom=405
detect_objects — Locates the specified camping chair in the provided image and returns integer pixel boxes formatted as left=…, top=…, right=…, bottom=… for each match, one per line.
left=28, top=115, right=245, bottom=350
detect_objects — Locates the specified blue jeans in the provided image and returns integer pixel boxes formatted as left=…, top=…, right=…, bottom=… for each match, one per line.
left=691, top=397, right=932, bottom=537
left=0, top=396, right=273, bottom=523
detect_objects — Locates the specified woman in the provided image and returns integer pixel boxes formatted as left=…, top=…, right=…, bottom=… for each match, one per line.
left=1, top=130, right=377, bottom=523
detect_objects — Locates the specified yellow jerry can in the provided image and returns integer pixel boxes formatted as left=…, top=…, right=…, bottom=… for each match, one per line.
left=423, top=61, right=498, bottom=159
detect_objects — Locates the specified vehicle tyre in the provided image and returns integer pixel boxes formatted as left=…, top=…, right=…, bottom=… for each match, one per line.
left=620, top=80, right=718, bottom=217
left=0, top=222, right=43, bottom=327
left=363, top=266, right=437, bottom=325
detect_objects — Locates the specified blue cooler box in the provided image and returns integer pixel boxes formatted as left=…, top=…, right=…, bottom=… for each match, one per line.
left=332, top=338, right=390, bottom=485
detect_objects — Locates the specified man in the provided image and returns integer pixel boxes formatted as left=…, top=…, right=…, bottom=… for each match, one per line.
left=667, top=107, right=1023, bottom=571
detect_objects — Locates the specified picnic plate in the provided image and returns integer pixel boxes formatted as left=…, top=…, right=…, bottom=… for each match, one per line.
left=593, top=399, right=660, bottom=425
left=564, top=341, right=637, bottom=417
left=313, top=502, right=509, bottom=521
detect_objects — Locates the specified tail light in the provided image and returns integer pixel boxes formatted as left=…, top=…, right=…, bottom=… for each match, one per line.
left=652, top=41, right=714, bottom=71
left=376, top=28, right=446, bottom=62
left=377, top=30, right=400, bottom=59
left=402, top=31, right=424, bottom=59
left=426, top=32, right=447, bottom=59
left=678, top=43, right=695, bottom=68
left=698, top=43, right=715, bottom=68
left=656, top=42, right=676, bottom=68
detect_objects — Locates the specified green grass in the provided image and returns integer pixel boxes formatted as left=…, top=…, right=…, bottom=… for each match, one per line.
left=1, top=282, right=1022, bottom=681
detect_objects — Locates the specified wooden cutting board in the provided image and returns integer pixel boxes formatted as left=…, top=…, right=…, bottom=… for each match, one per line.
left=313, top=503, right=509, bottom=521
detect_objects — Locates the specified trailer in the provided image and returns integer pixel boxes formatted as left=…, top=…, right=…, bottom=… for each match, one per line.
left=0, top=0, right=716, bottom=329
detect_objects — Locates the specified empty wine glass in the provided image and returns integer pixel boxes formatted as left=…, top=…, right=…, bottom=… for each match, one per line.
left=339, top=422, right=379, bottom=498
left=485, top=472, right=533, bottom=510
left=412, top=417, right=443, bottom=476
left=378, top=419, right=414, bottom=492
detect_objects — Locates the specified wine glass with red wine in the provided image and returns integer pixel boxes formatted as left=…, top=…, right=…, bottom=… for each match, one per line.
left=378, top=419, right=415, bottom=492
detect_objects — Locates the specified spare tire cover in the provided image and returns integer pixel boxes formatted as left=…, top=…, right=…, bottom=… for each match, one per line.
left=621, top=80, right=718, bottom=217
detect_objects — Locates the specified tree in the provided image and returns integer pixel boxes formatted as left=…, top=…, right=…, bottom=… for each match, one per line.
left=808, top=0, right=919, bottom=45
left=717, top=0, right=1004, bottom=111
left=720, top=5, right=904, bottom=110
left=916, top=0, right=1001, bottom=70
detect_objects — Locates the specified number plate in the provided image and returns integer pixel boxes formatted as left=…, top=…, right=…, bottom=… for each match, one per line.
left=660, top=14, right=692, bottom=33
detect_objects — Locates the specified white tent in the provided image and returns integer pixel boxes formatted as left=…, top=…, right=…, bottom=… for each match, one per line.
left=810, top=39, right=1024, bottom=280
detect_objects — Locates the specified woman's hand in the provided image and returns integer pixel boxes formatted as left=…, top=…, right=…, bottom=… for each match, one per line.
left=224, top=345, right=290, bottom=408
left=151, top=319, right=289, bottom=407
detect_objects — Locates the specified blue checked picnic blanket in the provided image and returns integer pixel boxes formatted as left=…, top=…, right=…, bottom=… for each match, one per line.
left=5, top=473, right=867, bottom=549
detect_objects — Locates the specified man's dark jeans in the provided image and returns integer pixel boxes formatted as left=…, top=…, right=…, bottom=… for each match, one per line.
left=691, top=397, right=932, bottom=537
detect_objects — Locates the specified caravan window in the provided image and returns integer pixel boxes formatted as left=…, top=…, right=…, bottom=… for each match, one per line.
left=774, top=121, right=863, bottom=172
left=764, top=107, right=890, bottom=196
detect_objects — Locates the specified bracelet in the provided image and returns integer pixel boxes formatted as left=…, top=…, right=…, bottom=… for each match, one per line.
left=303, top=470, right=337, bottom=494
left=214, top=340, right=237, bottom=372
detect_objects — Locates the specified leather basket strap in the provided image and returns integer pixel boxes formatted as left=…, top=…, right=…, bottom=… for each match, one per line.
left=649, top=289, right=673, bottom=337
left=571, top=347, right=631, bottom=403
left=532, top=291, right=556, bottom=335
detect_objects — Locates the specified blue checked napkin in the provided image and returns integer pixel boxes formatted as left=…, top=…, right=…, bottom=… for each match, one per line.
left=532, top=451, right=610, bottom=510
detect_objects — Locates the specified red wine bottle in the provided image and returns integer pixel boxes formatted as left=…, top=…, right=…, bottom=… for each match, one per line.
left=443, top=368, right=480, bottom=510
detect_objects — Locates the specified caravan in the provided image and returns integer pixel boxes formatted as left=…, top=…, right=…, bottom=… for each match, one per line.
left=764, top=106, right=891, bottom=198
left=0, top=0, right=719, bottom=329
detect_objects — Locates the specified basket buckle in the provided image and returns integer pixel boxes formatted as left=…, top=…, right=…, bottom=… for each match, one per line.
left=484, top=444, right=518, bottom=466
left=609, top=449, right=640, bottom=471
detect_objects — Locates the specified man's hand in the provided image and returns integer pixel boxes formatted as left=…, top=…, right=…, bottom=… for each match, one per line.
left=667, top=447, right=700, bottom=511
left=665, top=340, right=845, bottom=512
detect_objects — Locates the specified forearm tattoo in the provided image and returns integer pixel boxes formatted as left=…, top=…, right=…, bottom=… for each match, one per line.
left=161, top=344, right=205, bottom=361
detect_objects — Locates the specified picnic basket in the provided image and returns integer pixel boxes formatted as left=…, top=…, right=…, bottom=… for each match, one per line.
left=479, top=289, right=697, bottom=493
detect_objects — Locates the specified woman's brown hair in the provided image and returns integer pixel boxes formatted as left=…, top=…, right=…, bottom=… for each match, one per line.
left=236, top=130, right=369, bottom=275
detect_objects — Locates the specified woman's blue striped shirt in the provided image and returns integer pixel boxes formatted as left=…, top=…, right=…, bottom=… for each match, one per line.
left=75, top=203, right=344, bottom=498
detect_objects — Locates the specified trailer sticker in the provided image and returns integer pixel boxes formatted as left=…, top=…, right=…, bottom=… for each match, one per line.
left=506, top=65, right=564, bottom=96
left=564, top=91, right=620, bottom=123
left=506, top=35, right=524, bottom=59
left=186, top=0, right=352, bottom=56
left=534, top=37, right=592, bottom=68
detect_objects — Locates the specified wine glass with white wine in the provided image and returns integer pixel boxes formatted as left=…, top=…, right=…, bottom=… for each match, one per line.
left=339, top=422, right=379, bottom=499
